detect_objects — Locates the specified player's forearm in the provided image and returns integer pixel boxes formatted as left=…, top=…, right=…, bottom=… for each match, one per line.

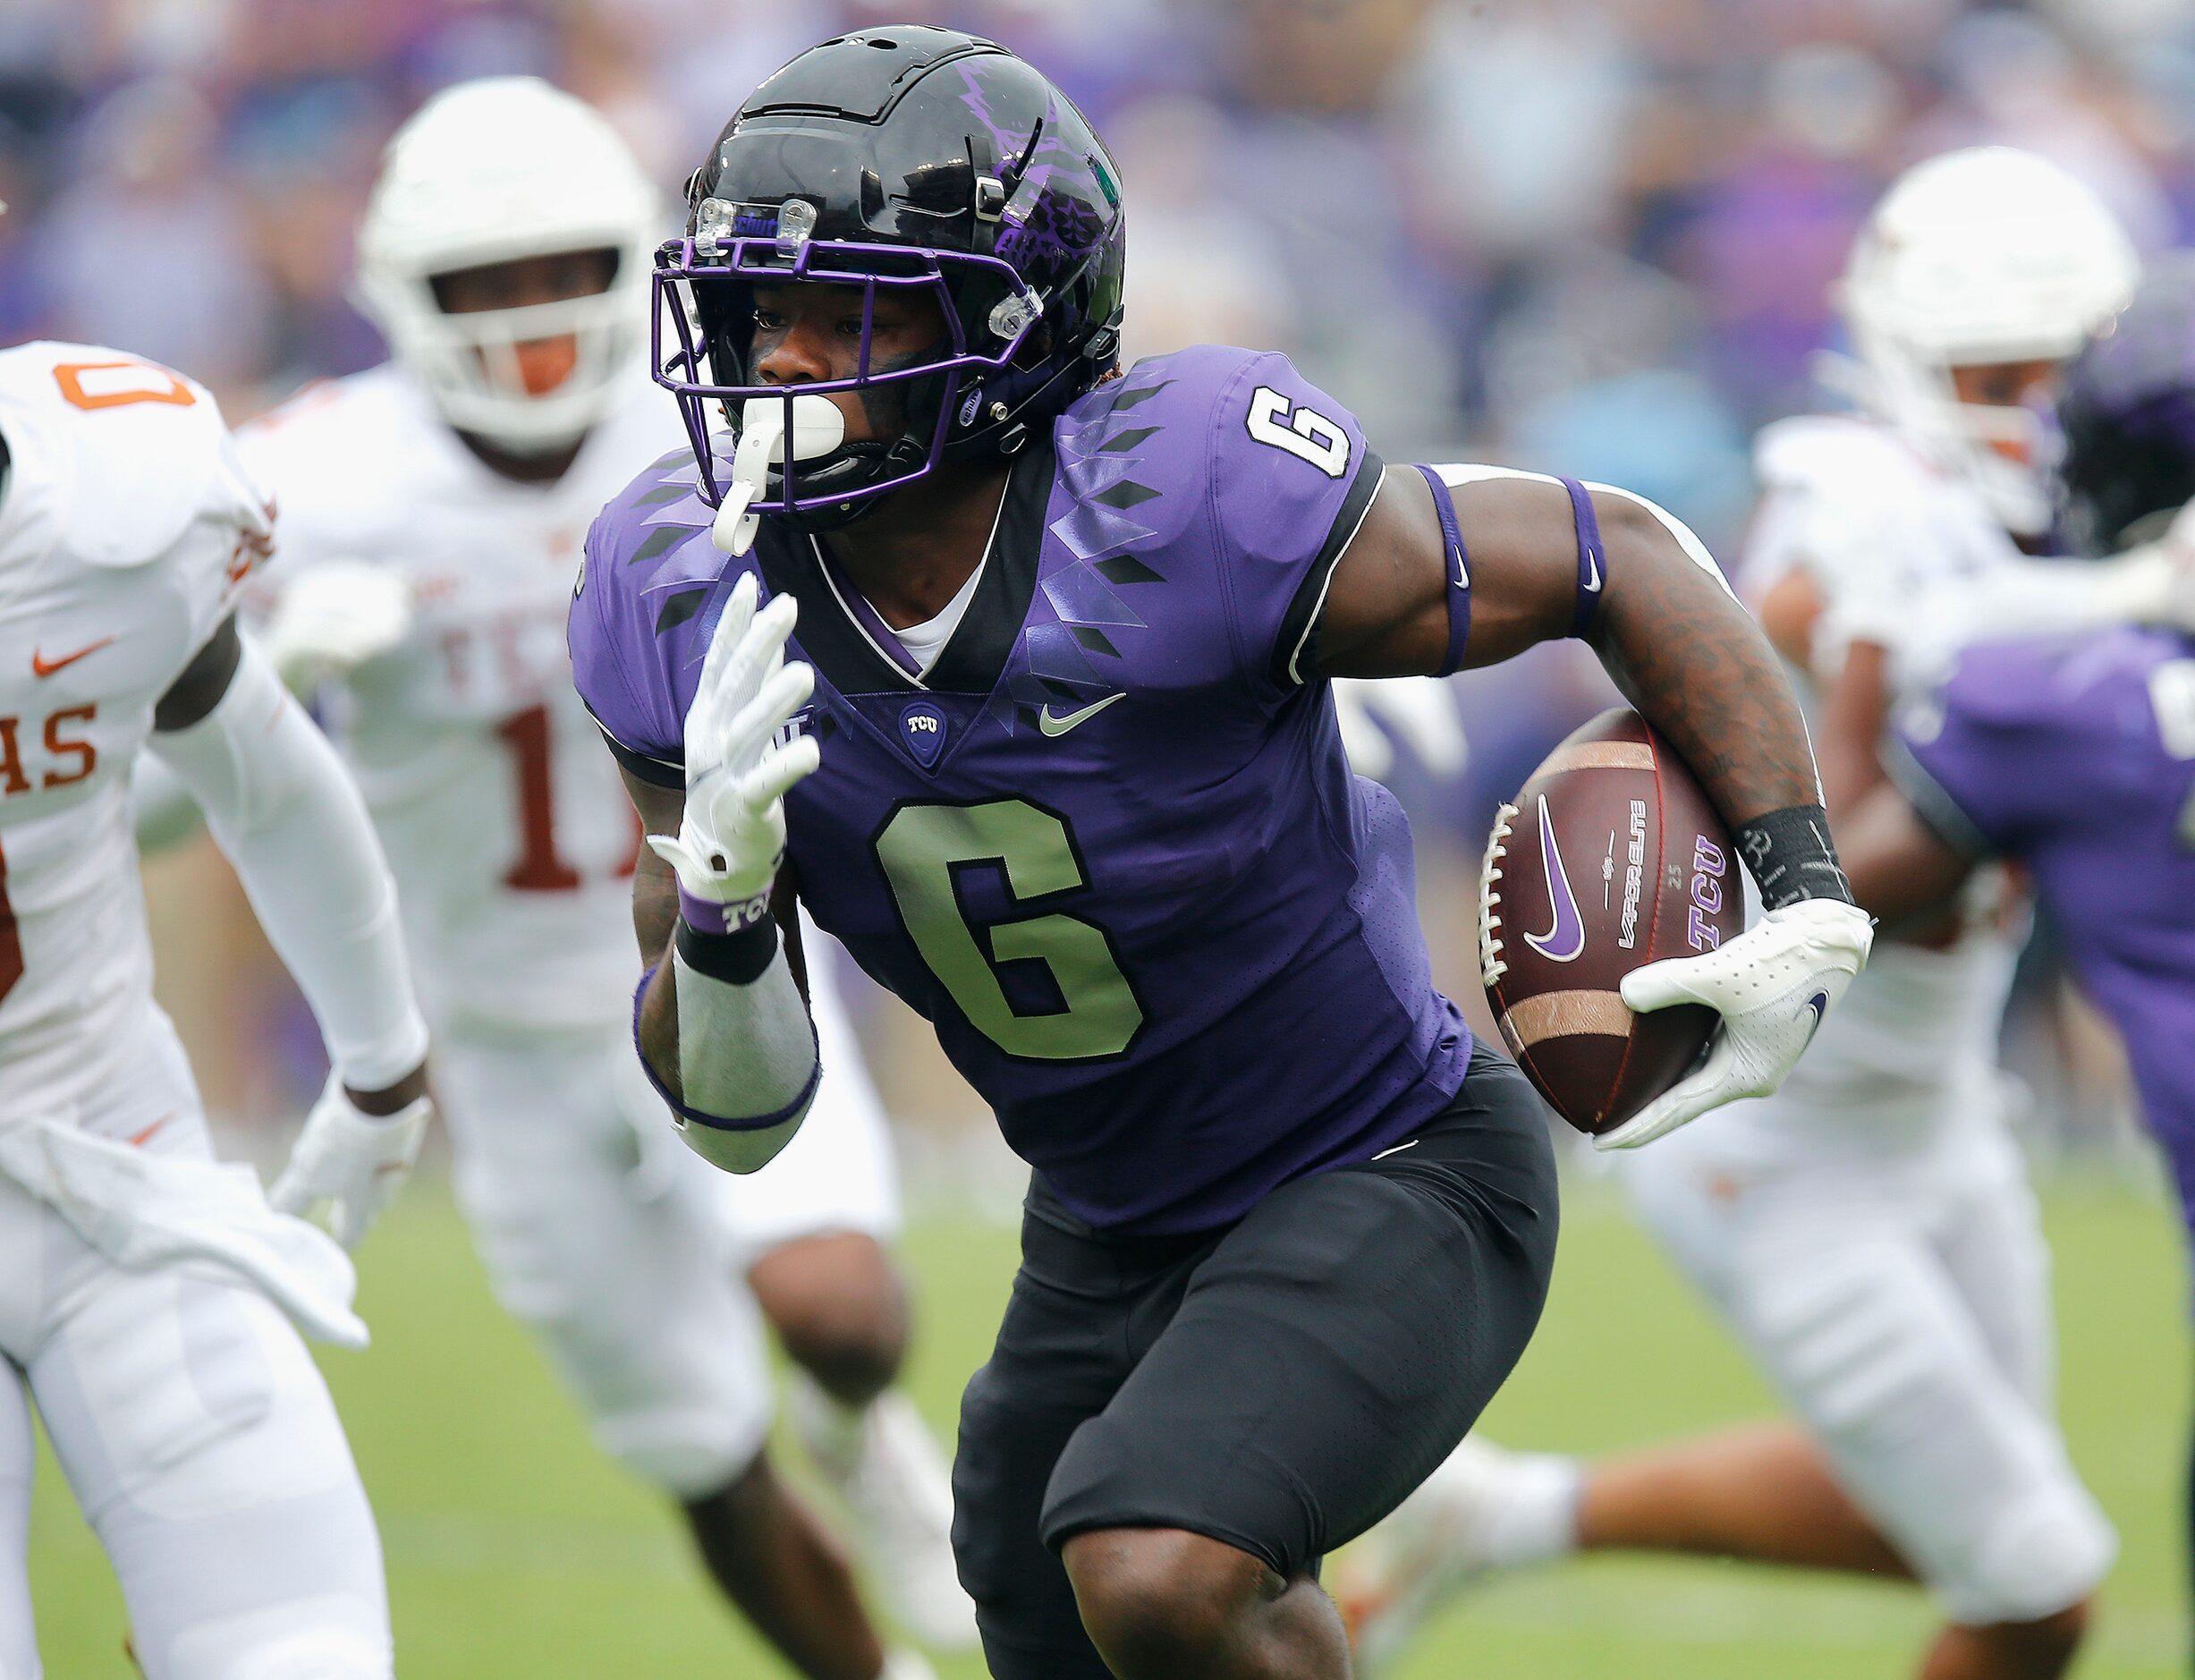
left=1588, top=491, right=1824, bottom=831
left=148, top=641, right=428, bottom=1088
left=1840, top=551, right=2172, bottom=659
left=1828, top=784, right=1975, bottom=929
left=635, top=918, right=820, bottom=1173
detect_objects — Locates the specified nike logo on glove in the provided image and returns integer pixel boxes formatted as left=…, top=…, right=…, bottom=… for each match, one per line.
left=32, top=638, right=113, bottom=677
left=1801, top=989, right=1829, bottom=1048
left=1038, top=692, right=1124, bottom=737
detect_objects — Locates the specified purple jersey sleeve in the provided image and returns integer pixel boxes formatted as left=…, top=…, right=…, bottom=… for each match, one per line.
left=567, top=448, right=721, bottom=787
left=1894, top=634, right=2143, bottom=857
left=1199, top=350, right=1385, bottom=697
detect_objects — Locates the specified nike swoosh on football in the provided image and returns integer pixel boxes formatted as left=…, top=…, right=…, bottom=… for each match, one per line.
left=1522, top=793, right=1588, bottom=963
left=32, top=637, right=114, bottom=678
left=1038, top=692, right=1124, bottom=737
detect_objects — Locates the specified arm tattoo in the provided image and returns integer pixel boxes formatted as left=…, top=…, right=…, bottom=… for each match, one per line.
left=1587, top=496, right=1822, bottom=830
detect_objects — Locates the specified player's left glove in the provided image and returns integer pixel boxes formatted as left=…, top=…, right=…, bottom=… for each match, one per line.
left=648, top=572, right=821, bottom=932
left=268, top=1072, right=433, bottom=1247
left=258, top=559, right=412, bottom=693
left=1596, top=897, right=1874, bottom=1151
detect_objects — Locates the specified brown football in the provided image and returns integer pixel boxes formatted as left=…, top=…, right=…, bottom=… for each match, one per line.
left=1479, top=708, right=1743, bottom=1134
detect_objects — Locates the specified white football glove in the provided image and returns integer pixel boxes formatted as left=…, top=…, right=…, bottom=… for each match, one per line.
left=260, top=560, right=411, bottom=693
left=1332, top=677, right=1469, bottom=782
left=268, top=1073, right=432, bottom=1248
left=1597, top=897, right=1874, bottom=1151
left=648, top=573, right=821, bottom=921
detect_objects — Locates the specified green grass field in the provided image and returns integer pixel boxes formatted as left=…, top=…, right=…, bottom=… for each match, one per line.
left=23, top=1175, right=2193, bottom=1677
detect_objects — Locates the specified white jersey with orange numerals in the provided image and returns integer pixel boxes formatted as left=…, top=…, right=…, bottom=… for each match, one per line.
left=0, top=342, right=267, bottom=1124
left=239, top=365, right=674, bottom=1033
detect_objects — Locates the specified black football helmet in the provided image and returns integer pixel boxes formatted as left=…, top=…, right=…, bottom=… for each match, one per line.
left=653, top=25, right=1127, bottom=530
left=2060, top=254, right=2195, bottom=555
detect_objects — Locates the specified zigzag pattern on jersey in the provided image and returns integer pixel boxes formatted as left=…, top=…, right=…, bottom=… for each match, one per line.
left=987, top=373, right=1171, bottom=735
left=615, top=446, right=724, bottom=648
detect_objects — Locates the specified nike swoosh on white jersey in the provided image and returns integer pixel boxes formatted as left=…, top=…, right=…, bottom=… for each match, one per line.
left=1038, top=692, right=1125, bottom=736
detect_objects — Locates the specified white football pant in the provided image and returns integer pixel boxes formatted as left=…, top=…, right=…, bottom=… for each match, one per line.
left=0, top=1018, right=388, bottom=1679
left=1623, top=1103, right=2115, bottom=1625
left=433, top=944, right=901, bottom=1500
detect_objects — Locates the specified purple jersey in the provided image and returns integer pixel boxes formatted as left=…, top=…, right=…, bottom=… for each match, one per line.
left=1897, top=627, right=2195, bottom=1218
left=571, top=345, right=1474, bottom=1233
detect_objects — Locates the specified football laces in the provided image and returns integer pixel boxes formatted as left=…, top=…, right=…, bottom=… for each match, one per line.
left=1479, top=800, right=1518, bottom=988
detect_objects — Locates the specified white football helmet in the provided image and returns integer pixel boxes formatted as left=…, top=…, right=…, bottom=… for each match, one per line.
left=1836, top=146, right=2139, bottom=535
left=354, top=77, right=658, bottom=453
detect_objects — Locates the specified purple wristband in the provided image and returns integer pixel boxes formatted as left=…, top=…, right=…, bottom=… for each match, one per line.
left=677, top=880, right=775, bottom=937
left=1411, top=463, right=1472, bottom=676
left=1557, top=476, right=1606, bottom=640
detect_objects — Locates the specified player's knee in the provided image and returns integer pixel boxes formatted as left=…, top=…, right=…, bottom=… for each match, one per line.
left=1062, top=1527, right=1267, bottom=1675
left=748, top=1233, right=910, bottom=1403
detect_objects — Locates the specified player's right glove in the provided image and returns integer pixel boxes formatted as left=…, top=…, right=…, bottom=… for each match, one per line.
left=648, top=572, right=821, bottom=932
left=259, top=559, right=411, bottom=693
left=269, top=1072, right=433, bottom=1248
left=1597, top=897, right=1874, bottom=1151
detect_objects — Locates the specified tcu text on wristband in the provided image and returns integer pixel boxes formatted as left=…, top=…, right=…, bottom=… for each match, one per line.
left=677, top=881, right=775, bottom=937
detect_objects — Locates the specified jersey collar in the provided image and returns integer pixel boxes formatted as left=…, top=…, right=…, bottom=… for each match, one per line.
left=756, top=439, right=1052, bottom=700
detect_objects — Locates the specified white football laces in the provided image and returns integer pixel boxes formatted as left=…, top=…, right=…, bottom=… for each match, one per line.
left=1479, top=801, right=1519, bottom=988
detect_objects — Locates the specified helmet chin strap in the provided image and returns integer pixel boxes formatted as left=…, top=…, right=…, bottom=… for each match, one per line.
left=713, top=395, right=847, bottom=556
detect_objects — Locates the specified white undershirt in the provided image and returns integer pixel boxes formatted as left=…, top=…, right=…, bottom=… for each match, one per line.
left=892, top=558, right=985, bottom=676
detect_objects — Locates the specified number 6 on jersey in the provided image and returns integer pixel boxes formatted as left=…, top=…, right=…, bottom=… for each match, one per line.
left=1246, top=386, right=1350, bottom=478
left=875, top=799, right=1143, bottom=1062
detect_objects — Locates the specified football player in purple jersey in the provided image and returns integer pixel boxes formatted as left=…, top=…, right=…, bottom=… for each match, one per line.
left=567, top=27, right=1872, bottom=1679
left=1832, top=256, right=2195, bottom=1654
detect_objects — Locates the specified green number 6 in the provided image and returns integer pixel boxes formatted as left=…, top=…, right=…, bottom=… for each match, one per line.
left=874, top=799, right=1144, bottom=1061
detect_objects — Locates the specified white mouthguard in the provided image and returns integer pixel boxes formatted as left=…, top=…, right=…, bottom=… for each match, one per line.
left=712, top=395, right=849, bottom=556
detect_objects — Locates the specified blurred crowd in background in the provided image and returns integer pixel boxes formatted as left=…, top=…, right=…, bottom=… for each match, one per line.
left=4, top=0, right=2175, bottom=1171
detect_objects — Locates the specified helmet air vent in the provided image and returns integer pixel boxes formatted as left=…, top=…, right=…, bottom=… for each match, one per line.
left=694, top=197, right=740, bottom=245
left=989, top=288, right=1043, bottom=342
left=775, top=198, right=818, bottom=259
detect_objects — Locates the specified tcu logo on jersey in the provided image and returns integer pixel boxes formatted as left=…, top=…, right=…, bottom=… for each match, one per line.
left=899, top=700, right=946, bottom=769
left=0, top=708, right=97, bottom=798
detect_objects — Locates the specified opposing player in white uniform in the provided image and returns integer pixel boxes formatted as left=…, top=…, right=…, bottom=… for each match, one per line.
left=1344, top=150, right=2195, bottom=1680
left=231, top=80, right=969, bottom=1676
left=0, top=335, right=436, bottom=1677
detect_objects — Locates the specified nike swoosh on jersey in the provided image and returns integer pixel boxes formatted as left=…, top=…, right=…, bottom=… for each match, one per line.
left=1522, top=793, right=1588, bottom=963
left=31, top=638, right=114, bottom=678
left=1038, top=692, right=1125, bottom=737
